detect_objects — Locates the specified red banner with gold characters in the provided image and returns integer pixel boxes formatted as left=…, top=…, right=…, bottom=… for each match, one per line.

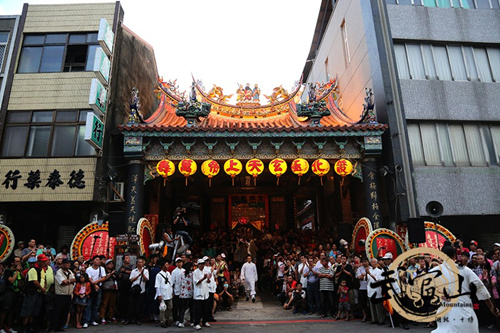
left=0, top=225, right=14, bottom=262
left=71, top=222, right=117, bottom=260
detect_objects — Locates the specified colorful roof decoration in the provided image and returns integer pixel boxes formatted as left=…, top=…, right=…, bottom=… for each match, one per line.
left=119, top=77, right=387, bottom=133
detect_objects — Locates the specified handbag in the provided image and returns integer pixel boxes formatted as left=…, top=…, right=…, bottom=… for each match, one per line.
left=130, top=273, right=143, bottom=295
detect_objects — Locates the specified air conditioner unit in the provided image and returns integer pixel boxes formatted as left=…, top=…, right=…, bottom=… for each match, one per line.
left=112, top=182, right=124, bottom=201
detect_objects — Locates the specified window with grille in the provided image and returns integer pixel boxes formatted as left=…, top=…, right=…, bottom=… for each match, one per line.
left=0, top=32, right=9, bottom=73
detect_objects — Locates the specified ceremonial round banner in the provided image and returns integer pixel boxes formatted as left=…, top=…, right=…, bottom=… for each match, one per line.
left=350, top=217, right=373, bottom=254
left=365, top=228, right=406, bottom=260
left=405, top=222, right=457, bottom=250
left=137, top=218, right=155, bottom=257
left=387, top=247, right=460, bottom=322
left=71, top=222, right=117, bottom=260
left=0, top=225, right=15, bottom=262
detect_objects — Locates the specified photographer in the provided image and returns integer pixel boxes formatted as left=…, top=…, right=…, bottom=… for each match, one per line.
left=284, top=282, right=307, bottom=314
left=99, top=260, right=119, bottom=324
left=172, top=207, right=193, bottom=248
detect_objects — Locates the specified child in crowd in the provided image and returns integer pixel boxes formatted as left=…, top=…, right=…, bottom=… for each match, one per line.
left=74, top=273, right=91, bottom=329
left=336, top=280, right=351, bottom=321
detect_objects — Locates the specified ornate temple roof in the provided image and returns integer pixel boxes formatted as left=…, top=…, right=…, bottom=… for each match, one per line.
left=119, top=78, right=387, bottom=135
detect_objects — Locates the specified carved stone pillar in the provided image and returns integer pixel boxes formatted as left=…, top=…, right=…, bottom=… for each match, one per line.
left=362, top=157, right=383, bottom=229
left=125, top=160, right=144, bottom=234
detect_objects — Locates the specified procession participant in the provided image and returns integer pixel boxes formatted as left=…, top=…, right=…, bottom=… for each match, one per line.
left=83, top=255, right=106, bottom=328
left=216, top=254, right=228, bottom=292
left=366, top=258, right=385, bottom=326
left=192, top=259, right=211, bottom=330
left=203, top=257, right=217, bottom=322
left=432, top=245, right=500, bottom=333
left=155, top=260, right=173, bottom=328
left=171, top=258, right=185, bottom=326
left=48, top=259, right=75, bottom=333
left=241, top=255, right=258, bottom=303
left=125, top=257, right=149, bottom=325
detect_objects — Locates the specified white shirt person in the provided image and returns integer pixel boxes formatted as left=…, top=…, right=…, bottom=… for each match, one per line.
left=241, top=255, right=258, bottom=302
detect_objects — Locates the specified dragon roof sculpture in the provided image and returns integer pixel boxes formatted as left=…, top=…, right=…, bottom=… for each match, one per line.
left=120, top=76, right=386, bottom=133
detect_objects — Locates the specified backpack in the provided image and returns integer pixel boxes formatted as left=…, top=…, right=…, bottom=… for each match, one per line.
left=23, top=267, right=42, bottom=295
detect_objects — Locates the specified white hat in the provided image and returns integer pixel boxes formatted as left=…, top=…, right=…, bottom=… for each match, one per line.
left=494, top=243, right=500, bottom=247
left=197, top=259, right=205, bottom=264
left=202, top=256, right=209, bottom=261
left=382, top=252, right=393, bottom=260
left=175, top=257, right=183, bottom=262
left=221, top=253, right=226, bottom=258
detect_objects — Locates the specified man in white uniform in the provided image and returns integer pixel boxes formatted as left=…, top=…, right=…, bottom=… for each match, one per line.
left=433, top=246, right=499, bottom=333
left=171, top=258, right=184, bottom=327
left=241, top=255, right=258, bottom=303
left=193, top=259, right=211, bottom=330
left=155, top=260, right=173, bottom=328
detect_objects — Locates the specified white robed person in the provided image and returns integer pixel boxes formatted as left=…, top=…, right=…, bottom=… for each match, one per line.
left=241, top=255, right=258, bottom=303
left=432, top=245, right=499, bottom=333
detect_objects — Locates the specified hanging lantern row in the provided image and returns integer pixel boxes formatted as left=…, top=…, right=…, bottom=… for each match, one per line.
left=156, top=158, right=355, bottom=186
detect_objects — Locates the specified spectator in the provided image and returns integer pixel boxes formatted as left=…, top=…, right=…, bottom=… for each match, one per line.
left=83, top=255, right=106, bottom=328
left=21, top=239, right=37, bottom=263
left=73, top=273, right=91, bottom=329
left=125, top=257, right=149, bottom=325
left=99, top=259, right=118, bottom=324
left=49, top=258, right=75, bottom=333
left=284, top=282, right=307, bottom=314
left=366, top=258, right=385, bottom=326
left=217, top=280, right=234, bottom=311
left=336, top=279, right=351, bottom=321
left=304, top=256, right=320, bottom=314
left=1, top=256, right=23, bottom=333
left=178, top=261, right=194, bottom=327
left=317, top=257, right=335, bottom=318
left=14, top=241, right=24, bottom=258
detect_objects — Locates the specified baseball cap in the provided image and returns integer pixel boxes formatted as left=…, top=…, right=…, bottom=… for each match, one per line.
left=27, top=257, right=37, bottom=263
left=202, top=256, right=209, bottom=261
left=105, top=259, right=113, bottom=265
left=18, top=241, right=24, bottom=245
left=494, top=243, right=500, bottom=247
left=221, top=253, right=226, bottom=258
left=62, top=258, right=71, bottom=264
left=470, top=240, right=478, bottom=246
left=175, top=257, right=183, bottom=262
left=37, top=254, right=49, bottom=261
left=382, top=252, right=393, bottom=260
left=197, top=259, right=205, bottom=264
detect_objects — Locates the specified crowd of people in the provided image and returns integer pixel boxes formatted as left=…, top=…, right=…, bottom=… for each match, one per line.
left=1, top=226, right=500, bottom=333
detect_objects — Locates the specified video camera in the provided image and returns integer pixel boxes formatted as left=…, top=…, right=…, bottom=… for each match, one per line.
left=149, top=241, right=165, bottom=251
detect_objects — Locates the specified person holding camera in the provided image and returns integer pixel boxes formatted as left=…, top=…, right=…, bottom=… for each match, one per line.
left=49, top=258, right=75, bottom=333
left=1, top=256, right=23, bottom=332
left=83, top=255, right=106, bottom=328
left=173, top=207, right=193, bottom=249
left=284, top=282, right=307, bottom=314
left=99, top=259, right=118, bottom=324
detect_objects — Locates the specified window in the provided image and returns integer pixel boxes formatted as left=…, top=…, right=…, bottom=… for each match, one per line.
left=341, top=20, right=351, bottom=65
left=394, top=42, right=500, bottom=83
left=407, top=122, right=500, bottom=167
left=388, top=0, right=499, bottom=9
left=0, top=32, right=9, bottom=73
left=17, top=33, right=100, bottom=73
left=1, top=110, right=96, bottom=157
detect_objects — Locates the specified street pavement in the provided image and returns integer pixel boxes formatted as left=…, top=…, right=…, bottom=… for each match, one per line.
left=77, top=294, right=495, bottom=333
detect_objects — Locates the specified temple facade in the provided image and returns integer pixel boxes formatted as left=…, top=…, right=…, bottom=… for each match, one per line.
left=118, top=77, right=388, bottom=240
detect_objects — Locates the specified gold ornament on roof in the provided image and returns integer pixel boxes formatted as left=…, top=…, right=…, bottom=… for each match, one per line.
left=263, top=85, right=290, bottom=104
left=208, top=84, right=233, bottom=103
